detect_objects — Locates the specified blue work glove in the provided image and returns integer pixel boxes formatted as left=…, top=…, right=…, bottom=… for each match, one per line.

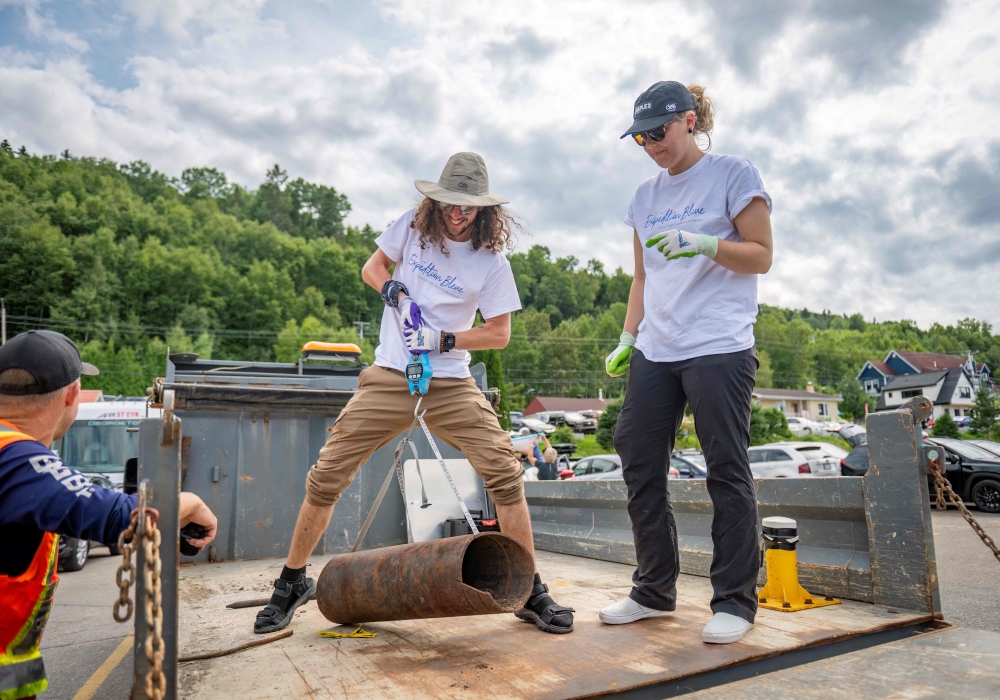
left=646, top=230, right=718, bottom=261
left=605, top=332, right=635, bottom=377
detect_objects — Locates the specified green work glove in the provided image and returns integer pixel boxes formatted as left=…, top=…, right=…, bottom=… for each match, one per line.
left=605, top=332, right=636, bottom=377
left=646, top=230, right=718, bottom=261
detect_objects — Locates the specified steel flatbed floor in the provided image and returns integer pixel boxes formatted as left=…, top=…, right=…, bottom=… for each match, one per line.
left=176, top=551, right=938, bottom=699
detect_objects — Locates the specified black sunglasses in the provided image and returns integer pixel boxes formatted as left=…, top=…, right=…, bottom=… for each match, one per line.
left=632, top=113, right=685, bottom=147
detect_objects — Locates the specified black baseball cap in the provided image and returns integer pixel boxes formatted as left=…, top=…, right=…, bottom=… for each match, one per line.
left=0, top=330, right=99, bottom=395
left=621, top=81, right=696, bottom=138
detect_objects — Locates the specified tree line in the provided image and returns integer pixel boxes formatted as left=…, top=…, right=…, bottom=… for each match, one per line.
left=2, top=141, right=998, bottom=423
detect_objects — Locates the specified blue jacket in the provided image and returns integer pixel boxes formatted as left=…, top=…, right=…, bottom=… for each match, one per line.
left=0, top=438, right=137, bottom=576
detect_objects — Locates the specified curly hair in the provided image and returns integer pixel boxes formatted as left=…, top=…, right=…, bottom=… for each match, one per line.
left=410, top=197, right=520, bottom=256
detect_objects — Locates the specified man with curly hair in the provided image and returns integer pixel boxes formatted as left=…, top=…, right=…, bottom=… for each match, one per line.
left=254, top=153, right=574, bottom=636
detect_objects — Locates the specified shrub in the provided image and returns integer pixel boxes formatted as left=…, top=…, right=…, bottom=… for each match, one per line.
left=749, top=405, right=792, bottom=446
left=931, top=411, right=961, bottom=439
left=596, top=400, right=623, bottom=450
left=551, top=425, right=575, bottom=444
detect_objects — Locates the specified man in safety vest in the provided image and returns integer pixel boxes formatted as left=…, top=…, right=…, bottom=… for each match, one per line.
left=0, top=330, right=218, bottom=700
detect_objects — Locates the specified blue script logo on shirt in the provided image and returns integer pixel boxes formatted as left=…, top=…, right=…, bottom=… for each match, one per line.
left=407, top=254, right=464, bottom=294
left=644, top=203, right=705, bottom=229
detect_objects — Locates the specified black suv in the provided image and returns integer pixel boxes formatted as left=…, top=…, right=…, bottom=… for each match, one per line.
left=841, top=439, right=1000, bottom=513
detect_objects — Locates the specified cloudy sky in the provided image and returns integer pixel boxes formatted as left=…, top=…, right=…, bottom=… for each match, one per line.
left=1, top=0, right=998, bottom=327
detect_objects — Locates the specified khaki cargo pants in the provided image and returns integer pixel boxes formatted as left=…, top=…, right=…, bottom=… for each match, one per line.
left=305, top=365, right=524, bottom=507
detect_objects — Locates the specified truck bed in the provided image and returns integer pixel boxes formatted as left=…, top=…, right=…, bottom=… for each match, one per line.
left=177, top=551, right=930, bottom=699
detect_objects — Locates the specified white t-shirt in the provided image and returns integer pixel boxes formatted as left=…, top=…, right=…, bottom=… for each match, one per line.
left=374, top=208, right=522, bottom=378
left=625, top=152, right=771, bottom=362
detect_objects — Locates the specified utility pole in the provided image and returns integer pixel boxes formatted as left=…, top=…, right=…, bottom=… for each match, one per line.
left=1, top=297, right=6, bottom=345
left=352, top=321, right=371, bottom=340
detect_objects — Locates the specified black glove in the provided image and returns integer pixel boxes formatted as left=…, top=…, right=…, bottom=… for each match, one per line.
left=381, top=280, right=410, bottom=309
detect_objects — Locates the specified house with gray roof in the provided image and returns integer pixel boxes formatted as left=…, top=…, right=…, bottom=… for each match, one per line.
left=874, top=366, right=977, bottom=420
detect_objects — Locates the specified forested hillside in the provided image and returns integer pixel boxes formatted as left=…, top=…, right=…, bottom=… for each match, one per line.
left=2, top=142, right=998, bottom=417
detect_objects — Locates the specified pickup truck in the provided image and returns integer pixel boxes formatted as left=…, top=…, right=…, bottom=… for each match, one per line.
left=123, top=356, right=1000, bottom=699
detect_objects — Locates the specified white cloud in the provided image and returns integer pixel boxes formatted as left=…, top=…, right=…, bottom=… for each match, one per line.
left=0, top=0, right=998, bottom=327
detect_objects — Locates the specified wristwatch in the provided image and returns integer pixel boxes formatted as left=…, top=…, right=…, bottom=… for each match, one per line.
left=440, top=331, right=456, bottom=353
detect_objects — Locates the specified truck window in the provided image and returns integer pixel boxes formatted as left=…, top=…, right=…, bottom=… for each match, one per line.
left=57, top=419, right=141, bottom=473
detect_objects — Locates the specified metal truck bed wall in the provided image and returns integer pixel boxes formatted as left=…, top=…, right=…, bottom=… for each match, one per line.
left=153, top=356, right=492, bottom=563
left=526, top=396, right=939, bottom=612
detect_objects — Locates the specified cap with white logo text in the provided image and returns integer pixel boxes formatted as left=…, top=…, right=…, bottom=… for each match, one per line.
left=0, top=330, right=99, bottom=395
left=621, top=81, right=695, bottom=139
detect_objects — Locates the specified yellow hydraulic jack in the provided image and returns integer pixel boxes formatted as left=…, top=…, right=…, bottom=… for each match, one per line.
left=758, top=516, right=840, bottom=612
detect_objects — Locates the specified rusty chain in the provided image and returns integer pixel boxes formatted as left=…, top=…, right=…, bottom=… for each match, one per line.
left=113, top=499, right=166, bottom=700
left=929, top=458, right=1000, bottom=565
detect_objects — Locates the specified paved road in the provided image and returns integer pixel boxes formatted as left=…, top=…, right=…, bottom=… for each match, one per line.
left=41, top=510, right=1000, bottom=698
left=932, top=508, right=1000, bottom=632
left=41, top=547, right=132, bottom=700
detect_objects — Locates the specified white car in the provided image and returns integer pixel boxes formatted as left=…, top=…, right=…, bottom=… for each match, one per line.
left=766, top=441, right=849, bottom=461
left=785, top=417, right=824, bottom=436
left=747, top=444, right=840, bottom=478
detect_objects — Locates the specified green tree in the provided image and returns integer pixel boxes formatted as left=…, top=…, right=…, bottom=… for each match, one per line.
left=550, top=425, right=575, bottom=443
left=970, top=387, right=998, bottom=437
left=931, top=412, right=961, bottom=438
left=596, top=400, right=622, bottom=450
left=756, top=349, right=774, bottom=387
left=749, top=405, right=792, bottom=445
left=837, top=378, right=869, bottom=421
left=472, top=349, right=510, bottom=429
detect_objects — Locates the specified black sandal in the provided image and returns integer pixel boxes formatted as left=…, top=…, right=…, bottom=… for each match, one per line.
left=254, top=577, right=316, bottom=634
left=514, top=576, right=575, bottom=634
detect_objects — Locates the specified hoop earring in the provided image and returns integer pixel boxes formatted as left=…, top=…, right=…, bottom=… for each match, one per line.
left=688, top=128, right=693, bottom=134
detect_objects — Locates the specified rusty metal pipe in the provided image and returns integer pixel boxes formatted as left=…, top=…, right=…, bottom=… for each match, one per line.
left=316, top=533, right=534, bottom=624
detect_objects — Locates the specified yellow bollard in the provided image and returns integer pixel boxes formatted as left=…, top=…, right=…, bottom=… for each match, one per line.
left=757, top=516, right=840, bottom=612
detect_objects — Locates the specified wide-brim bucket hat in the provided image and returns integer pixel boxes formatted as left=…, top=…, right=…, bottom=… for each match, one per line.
left=415, top=152, right=508, bottom=207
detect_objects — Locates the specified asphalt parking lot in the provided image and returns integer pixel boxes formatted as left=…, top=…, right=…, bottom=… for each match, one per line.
left=40, top=509, right=1000, bottom=699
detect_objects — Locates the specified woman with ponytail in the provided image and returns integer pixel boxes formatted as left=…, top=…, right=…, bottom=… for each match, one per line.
left=600, top=82, right=773, bottom=644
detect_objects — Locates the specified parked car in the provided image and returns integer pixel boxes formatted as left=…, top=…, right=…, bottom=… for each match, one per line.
left=767, top=441, right=849, bottom=461
left=570, top=452, right=707, bottom=481
left=764, top=443, right=841, bottom=477
left=836, top=423, right=867, bottom=446
left=510, top=415, right=556, bottom=435
left=785, top=417, right=824, bottom=436
left=970, top=441, right=1000, bottom=459
left=954, top=416, right=973, bottom=429
left=747, top=445, right=837, bottom=478
left=670, top=453, right=707, bottom=479
left=926, top=437, right=1000, bottom=512
left=531, top=411, right=597, bottom=434
left=578, top=409, right=602, bottom=421
left=572, top=454, right=622, bottom=480
left=840, top=444, right=870, bottom=477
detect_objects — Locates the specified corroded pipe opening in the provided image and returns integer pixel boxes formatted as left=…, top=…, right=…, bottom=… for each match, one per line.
left=317, top=533, right=534, bottom=624
left=462, top=533, right=534, bottom=610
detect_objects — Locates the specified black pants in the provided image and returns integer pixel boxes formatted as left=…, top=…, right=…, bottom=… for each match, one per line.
left=614, top=348, right=760, bottom=623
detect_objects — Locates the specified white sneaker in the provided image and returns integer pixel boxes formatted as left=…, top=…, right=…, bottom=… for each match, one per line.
left=702, top=612, right=753, bottom=644
left=599, top=597, right=670, bottom=625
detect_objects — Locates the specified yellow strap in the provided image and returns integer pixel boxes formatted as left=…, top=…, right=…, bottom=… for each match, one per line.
left=316, top=627, right=377, bottom=639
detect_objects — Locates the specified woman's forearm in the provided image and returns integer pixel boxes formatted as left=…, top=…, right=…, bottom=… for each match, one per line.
left=713, top=197, right=773, bottom=274
left=623, top=276, right=645, bottom=337
left=713, top=239, right=772, bottom=274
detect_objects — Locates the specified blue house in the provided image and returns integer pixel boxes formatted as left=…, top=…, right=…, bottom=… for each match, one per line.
left=856, top=350, right=992, bottom=419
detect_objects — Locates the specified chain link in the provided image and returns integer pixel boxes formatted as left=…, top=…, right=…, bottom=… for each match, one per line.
left=113, top=507, right=166, bottom=700
left=929, top=459, right=1000, bottom=564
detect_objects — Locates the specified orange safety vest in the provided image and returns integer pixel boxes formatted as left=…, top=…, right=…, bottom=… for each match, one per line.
left=0, top=420, right=59, bottom=700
